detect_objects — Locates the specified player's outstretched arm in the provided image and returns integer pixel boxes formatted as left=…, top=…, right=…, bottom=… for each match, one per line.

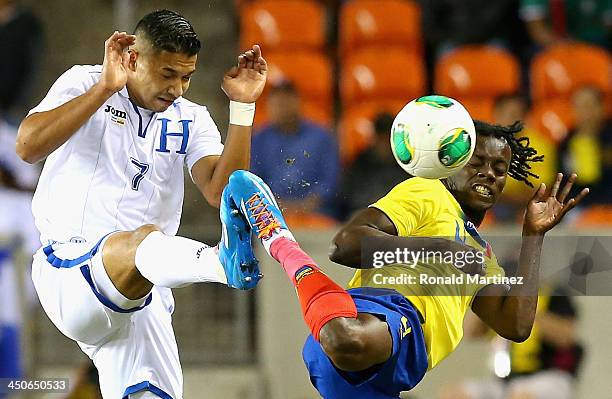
left=330, top=207, right=484, bottom=275
left=191, top=45, right=267, bottom=207
left=471, top=173, right=589, bottom=342
left=16, top=32, right=135, bottom=164
left=330, top=208, right=398, bottom=267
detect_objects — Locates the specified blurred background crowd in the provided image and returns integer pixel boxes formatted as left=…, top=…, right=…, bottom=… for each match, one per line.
left=238, top=0, right=612, bottom=228
left=0, top=0, right=610, bottom=398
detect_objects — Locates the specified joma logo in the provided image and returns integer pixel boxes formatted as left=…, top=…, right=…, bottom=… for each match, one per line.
left=104, top=105, right=127, bottom=125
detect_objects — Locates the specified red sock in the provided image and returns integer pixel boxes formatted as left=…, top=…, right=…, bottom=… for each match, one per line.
left=270, top=238, right=357, bottom=341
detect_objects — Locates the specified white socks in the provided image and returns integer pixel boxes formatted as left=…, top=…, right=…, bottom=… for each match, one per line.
left=134, top=231, right=227, bottom=288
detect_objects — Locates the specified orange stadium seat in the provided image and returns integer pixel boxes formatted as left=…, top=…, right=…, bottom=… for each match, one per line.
left=338, top=100, right=406, bottom=164
left=457, top=97, right=495, bottom=122
left=574, top=206, right=612, bottom=228
left=434, top=45, right=521, bottom=98
left=527, top=99, right=575, bottom=144
left=340, top=48, right=426, bottom=108
left=530, top=42, right=612, bottom=102
left=285, top=212, right=338, bottom=229
left=240, top=0, right=325, bottom=52
left=253, top=51, right=333, bottom=128
left=339, top=0, right=422, bottom=56
left=265, top=52, right=332, bottom=102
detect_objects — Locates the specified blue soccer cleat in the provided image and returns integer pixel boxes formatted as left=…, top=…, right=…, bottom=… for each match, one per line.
left=218, top=185, right=262, bottom=290
left=225, top=170, right=289, bottom=243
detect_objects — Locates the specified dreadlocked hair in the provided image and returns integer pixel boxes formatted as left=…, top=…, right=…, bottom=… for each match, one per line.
left=473, top=120, right=544, bottom=188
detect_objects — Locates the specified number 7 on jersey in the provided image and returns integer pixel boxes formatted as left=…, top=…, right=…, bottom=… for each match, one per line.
left=130, top=157, right=150, bottom=191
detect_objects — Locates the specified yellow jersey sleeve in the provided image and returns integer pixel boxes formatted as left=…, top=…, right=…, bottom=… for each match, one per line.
left=370, top=178, right=442, bottom=236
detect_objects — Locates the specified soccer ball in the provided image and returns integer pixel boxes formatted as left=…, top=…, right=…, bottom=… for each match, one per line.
left=390, top=95, right=476, bottom=179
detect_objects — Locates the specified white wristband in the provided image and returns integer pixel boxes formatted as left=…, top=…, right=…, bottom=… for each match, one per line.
left=229, top=101, right=256, bottom=126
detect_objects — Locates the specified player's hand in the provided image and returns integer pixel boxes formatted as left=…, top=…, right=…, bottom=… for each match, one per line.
left=523, top=173, right=589, bottom=236
left=99, top=31, right=136, bottom=94
left=222, top=45, right=267, bottom=103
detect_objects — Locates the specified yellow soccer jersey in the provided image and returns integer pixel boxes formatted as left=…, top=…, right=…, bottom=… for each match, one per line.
left=347, top=177, right=505, bottom=369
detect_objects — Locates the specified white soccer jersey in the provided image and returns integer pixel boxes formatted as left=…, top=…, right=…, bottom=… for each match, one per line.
left=28, top=65, right=224, bottom=245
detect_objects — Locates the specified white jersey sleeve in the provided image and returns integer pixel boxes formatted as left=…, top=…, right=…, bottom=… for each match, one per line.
left=28, top=65, right=100, bottom=116
left=185, top=105, right=224, bottom=172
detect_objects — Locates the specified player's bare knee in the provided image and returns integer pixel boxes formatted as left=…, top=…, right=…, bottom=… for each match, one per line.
left=131, top=224, right=161, bottom=245
left=320, top=318, right=368, bottom=370
left=101, top=225, right=159, bottom=299
left=122, top=224, right=161, bottom=263
left=104, top=225, right=160, bottom=263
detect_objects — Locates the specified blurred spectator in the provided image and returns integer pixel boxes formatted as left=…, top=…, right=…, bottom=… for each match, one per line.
left=439, top=285, right=583, bottom=399
left=558, top=86, right=612, bottom=206
left=492, top=94, right=557, bottom=222
left=0, top=163, right=39, bottom=399
left=420, top=0, right=530, bottom=93
left=520, top=0, right=612, bottom=49
left=0, top=0, right=43, bottom=119
left=251, top=81, right=340, bottom=216
left=0, top=117, right=39, bottom=191
left=339, top=112, right=406, bottom=219
left=420, top=0, right=528, bottom=57
left=0, top=3, right=41, bottom=392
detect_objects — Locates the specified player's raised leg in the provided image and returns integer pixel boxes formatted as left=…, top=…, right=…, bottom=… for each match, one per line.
left=223, top=170, right=429, bottom=398
left=223, top=171, right=389, bottom=366
left=97, top=217, right=261, bottom=303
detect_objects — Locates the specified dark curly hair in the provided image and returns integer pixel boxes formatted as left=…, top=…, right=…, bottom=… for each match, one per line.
left=134, top=10, right=201, bottom=56
left=474, top=120, right=544, bottom=187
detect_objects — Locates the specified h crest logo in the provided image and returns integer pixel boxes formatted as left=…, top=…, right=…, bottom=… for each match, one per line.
left=156, top=118, right=191, bottom=154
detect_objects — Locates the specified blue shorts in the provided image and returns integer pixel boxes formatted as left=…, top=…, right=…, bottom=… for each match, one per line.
left=302, top=287, right=428, bottom=399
